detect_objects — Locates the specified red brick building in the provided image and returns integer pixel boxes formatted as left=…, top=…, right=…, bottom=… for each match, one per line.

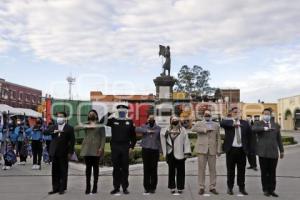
left=0, top=78, right=42, bottom=110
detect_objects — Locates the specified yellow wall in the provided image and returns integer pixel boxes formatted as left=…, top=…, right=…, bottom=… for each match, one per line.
left=240, top=103, right=278, bottom=122
left=278, top=95, right=300, bottom=130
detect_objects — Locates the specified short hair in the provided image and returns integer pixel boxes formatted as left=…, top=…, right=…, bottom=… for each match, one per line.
left=230, top=107, right=239, bottom=112
left=56, top=111, right=67, bottom=117
left=262, top=108, right=272, bottom=114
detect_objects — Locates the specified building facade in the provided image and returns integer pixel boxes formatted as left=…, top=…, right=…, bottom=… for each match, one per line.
left=0, top=78, right=42, bottom=110
left=278, top=95, right=300, bottom=130
left=241, top=103, right=278, bottom=122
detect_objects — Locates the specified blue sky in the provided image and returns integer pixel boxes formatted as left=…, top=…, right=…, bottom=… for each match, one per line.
left=1, top=0, right=300, bottom=102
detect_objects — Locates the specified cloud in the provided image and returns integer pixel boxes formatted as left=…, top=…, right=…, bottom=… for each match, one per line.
left=222, top=46, right=300, bottom=102
left=0, top=0, right=300, bottom=65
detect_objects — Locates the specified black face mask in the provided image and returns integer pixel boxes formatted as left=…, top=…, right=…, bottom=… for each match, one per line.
left=148, top=120, right=155, bottom=127
left=172, top=121, right=179, bottom=126
left=88, top=115, right=97, bottom=121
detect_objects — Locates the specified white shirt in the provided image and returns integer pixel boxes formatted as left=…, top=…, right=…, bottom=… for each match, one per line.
left=232, top=120, right=242, bottom=147
left=58, top=123, right=65, bottom=131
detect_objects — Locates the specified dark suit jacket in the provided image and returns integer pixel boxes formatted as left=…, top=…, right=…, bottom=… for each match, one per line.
left=220, top=119, right=252, bottom=154
left=49, top=124, right=75, bottom=157
left=252, top=121, right=284, bottom=159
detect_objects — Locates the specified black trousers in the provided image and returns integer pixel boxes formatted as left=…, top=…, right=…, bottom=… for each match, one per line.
left=17, top=141, right=27, bottom=162
left=84, top=156, right=100, bottom=189
left=167, top=153, right=185, bottom=190
left=226, top=147, right=247, bottom=189
left=259, top=157, right=278, bottom=193
left=31, top=140, right=42, bottom=165
left=51, top=155, right=69, bottom=192
left=111, top=144, right=129, bottom=190
left=142, top=148, right=159, bottom=191
left=247, top=153, right=257, bottom=168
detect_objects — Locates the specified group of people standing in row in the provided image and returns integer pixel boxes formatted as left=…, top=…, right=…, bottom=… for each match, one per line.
left=1, top=104, right=285, bottom=198
left=192, top=107, right=284, bottom=197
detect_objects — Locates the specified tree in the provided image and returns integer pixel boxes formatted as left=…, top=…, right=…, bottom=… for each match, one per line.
left=174, top=65, right=215, bottom=96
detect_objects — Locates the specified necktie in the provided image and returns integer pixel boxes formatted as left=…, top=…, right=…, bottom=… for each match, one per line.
left=235, top=121, right=241, bottom=145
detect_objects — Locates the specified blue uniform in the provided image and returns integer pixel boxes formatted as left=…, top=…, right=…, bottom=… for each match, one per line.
left=15, top=126, right=31, bottom=142
left=9, top=125, right=18, bottom=144
left=30, top=127, right=43, bottom=141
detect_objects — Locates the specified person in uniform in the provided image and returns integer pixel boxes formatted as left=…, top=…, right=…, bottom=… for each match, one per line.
left=107, top=105, right=136, bottom=195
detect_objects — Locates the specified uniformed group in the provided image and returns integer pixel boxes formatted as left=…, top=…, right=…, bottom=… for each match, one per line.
left=0, top=105, right=284, bottom=197
left=0, top=117, right=53, bottom=170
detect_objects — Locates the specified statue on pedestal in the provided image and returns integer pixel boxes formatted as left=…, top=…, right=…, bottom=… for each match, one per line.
left=159, top=45, right=171, bottom=76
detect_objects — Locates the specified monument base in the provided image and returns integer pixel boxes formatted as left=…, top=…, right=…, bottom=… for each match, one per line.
left=153, top=75, right=176, bottom=102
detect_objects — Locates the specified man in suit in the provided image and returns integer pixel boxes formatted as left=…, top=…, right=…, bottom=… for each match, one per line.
left=220, top=107, right=251, bottom=195
left=48, top=112, right=75, bottom=195
left=191, top=110, right=222, bottom=195
left=246, top=117, right=258, bottom=171
left=252, top=108, right=284, bottom=197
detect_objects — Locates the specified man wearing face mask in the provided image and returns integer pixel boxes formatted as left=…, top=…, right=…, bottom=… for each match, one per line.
left=136, top=115, right=161, bottom=194
left=107, top=104, right=136, bottom=195
left=48, top=112, right=75, bottom=195
left=191, top=110, right=222, bottom=195
left=220, top=107, right=252, bottom=196
left=252, top=108, right=284, bottom=197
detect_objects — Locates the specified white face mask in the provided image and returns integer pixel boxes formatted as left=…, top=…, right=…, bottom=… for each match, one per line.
left=263, top=115, right=271, bottom=122
left=56, top=117, right=65, bottom=125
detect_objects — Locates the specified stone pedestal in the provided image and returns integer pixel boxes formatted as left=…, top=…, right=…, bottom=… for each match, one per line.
left=153, top=75, right=176, bottom=102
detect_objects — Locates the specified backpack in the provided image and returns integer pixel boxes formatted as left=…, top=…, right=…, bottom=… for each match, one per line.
left=4, top=150, right=17, bottom=165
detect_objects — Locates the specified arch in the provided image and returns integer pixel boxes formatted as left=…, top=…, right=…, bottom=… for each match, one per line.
left=284, top=109, right=293, bottom=130
left=294, top=108, right=300, bottom=130
left=285, top=109, right=292, bottom=120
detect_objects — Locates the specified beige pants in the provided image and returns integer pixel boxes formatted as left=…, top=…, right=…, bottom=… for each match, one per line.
left=198, top=154, right=217, bottom=190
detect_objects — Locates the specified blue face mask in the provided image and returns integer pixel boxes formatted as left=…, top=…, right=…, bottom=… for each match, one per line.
left=118, top=111, right=126, bottom=119
left=263, top=115, right=271, bottom=122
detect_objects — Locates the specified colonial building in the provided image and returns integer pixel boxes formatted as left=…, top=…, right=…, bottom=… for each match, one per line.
left=278, top=95, right=300, bottom=130
left=240, top=103, right=278, bottom=122
left=0, top=78, right=42, bottom=110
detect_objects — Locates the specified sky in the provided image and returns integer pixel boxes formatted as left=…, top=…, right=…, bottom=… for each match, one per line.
left=1, top=0, right=300, bottom=102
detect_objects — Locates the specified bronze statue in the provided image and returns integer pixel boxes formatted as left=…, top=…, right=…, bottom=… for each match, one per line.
left=159, top=45, right=171, bottom=76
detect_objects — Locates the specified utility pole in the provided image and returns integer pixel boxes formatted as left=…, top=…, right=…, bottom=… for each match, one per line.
left=66, top=76, right=76, bottom=100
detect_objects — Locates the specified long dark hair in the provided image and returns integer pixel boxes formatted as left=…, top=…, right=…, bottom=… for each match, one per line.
left=87, top=109, right=99, bottom=121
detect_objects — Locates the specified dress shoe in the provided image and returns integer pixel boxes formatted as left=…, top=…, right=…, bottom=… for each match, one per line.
left=170, top=189, right=176, bottom=194
left=270, top=191, right=279, bottom=197
left=110, top=188, right=120, bottom=195
left=198, top=189, right=205, bottom=195
left=92, top=185, right=97, bottom=194
left=59, top=191, right=65, bottom=195
left=149, top=189, right=156, bottom=194
left=85, top=184, right=91, bottom=194
left=239, top=189, right=248, bottom=195
left=48, top=190, right=58, bottom=195
left=178, top=190, right=183, bottom=194
left=264, top=191, right=271, bottom=197
left=210, top=189, right=219, bottom=195
left=227, top=189, right=234, bottom=195
left=123, top=189, right=130, bottom=194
